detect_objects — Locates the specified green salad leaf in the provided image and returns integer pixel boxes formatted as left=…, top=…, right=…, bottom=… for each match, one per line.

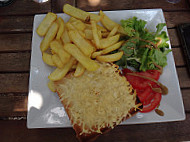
left=116, top=17, right=171, bottom=71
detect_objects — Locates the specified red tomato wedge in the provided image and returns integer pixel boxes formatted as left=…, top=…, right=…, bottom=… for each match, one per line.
left=125, top=73, right=150, bottom=89
left=140, top=93, right=162, bottom=113
left=143, top=92, right=155, bottom=105
left=136, top=70, right=161, bottom=81
left=136, top=86, right=152, bottom=102
left=123, top=68, right=162, bottom=113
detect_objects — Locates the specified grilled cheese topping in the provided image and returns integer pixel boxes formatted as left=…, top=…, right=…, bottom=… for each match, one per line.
left=55, top=63, right=137, bottom=135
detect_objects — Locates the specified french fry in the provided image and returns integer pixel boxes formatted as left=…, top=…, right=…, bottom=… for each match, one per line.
left=91, top=51, right=102, bottom=59
left=66, top=22, right=85, bottom=37
left=37, top=12, right=57, bottom=36
left=107, top=24, right=119, bottom=37
left=84, top=24, right=92, bottom=30
left=101, top=41, right=124, bottom=54
left=52, top=54, right=64, bottom=68
left=64, top=43, right=99, bottom=71
left=84, top=29, right=93, bottom=40
left=85, top=24, right=107, bottom=32
left=98, top=30, right=102, bottom=39
left=42, top=52, right=55, bottom=66
left=97, top=25, right=107, bottom=32
left=50, top=40, right=71, bottom=65
left=47, top=80, right=56, bottom=92
left=72, top=20, right=86, bottom=31
left=49, top=57, right=75, bottom=81
left=61, top=28, right=71, bottom=44
left=100, top=10, right=126, bottom=35
left=96, top=51, right=123, bottom=62
left=71, top=64, right=77, bottom=69
left=78, top=30, right=86, bottom=38
left=68, top=30, right=95, bottom=56
left=91, top=20, right=101, bottom=49
left=50, top=40, right=61, bottom=53
left=69, top=17, right=77, bottom=22
left=56, top=17, right=65, bottom=40
left=66, top=22, right=75, bottom=30
left=100, top=34, right=120, bottom=49
left=63, top=4, right=101, bottom=22
left=40, top=22, right=59, bottom=52
left=74, top=63, right=85, bottom=77
left=101, top=32, right=109, bottom=38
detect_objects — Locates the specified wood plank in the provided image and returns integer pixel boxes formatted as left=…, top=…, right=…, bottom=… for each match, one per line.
left=0, top=29, right=180, bottom=52
left=164, top=11, right=190, bottom=28
left=0, top=114, right=190, bottom=142
left=1, top=12, right=188, bottom=34
left=168, top=28, right=180, bottom=47
left=0, top=0, right=51, bottom=16
left=0, top=33, right=32, bottom=52
left=172, top=47, right=186, bottom=66
left=77, top=0, right=190, bottom=11
left=181, top=89, right=190, bottom=112
left=0, top=73, right=29, bottom=93
left=0, top=16, right=33, bottom=33
left=177, top=67, right=190, bottom=88
left=0, top=52, right=30, bottom=72
left=0, top=94, right=27, bottom=118
left=0, top=68, right=189, bottom=94
left=0, top=88, right=188, bottom=118
left=0, top=47, right=185, bottom=73
left=52, top=0, right=75, bottom=13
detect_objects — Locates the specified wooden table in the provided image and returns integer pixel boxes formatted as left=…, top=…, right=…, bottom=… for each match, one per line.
left=0, top=0, right=190, bottom=141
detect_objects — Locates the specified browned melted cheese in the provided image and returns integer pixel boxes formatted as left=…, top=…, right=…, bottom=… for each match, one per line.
left=55, top=63, right=137, bottom=135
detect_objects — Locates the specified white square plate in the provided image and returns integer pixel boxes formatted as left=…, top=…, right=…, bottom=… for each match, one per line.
left=27, top=9, right=185, bottom=128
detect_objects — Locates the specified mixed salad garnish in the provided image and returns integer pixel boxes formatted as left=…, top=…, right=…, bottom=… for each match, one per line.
left=116, top=17, right=171, bottom=72
left=116, top=17, right=171, bottom=114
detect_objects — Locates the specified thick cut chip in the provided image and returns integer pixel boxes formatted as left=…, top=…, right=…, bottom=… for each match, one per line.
left=47, top=80, right=56, bottom=92
left=100, top=10, right=126, bottom=35
left=100, top=34, right=120, bottom=49
left=66, top=22, right=76, bottom=30
left=91, top=51, right=102, bottom=59
left=63, top=4, right=101, bottom=22
left=91, top=20, right=101, bottom=49
left=74, top=63, right=85, bottom=77
left=68, top=30, right=95, bottom=56
left=64, top=43, right=99, bottom=71
left=72, top=20, right=86, bottom=31
left=56, top=17, right=65, bottom=40
left=54, top=62, right=141, bottom=142
left=37, top=12, right=57, bottom=36
left=40, top=22, right=59, bottom=52
left=50, top=40, right=71, bottom=65
left=107, top=24, right=119, bottom=37
left=96, top=51, right=123, bottom=62
left=61, top=28, right=71, bottom=44
left=84, top=29, right=93, bottom=40
left=101, top=41, right=124, bottom=54
left=42, top=52, right=55, bottom=66
left=49, top=57, right=75, bottom=81
left=52, top=54, right=64, bottom=68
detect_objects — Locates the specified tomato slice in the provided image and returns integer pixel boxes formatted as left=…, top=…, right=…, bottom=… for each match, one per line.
left=140, top=93, right=162, bottom=113
left=136, top=70, right=161, bottom=81
left=143, top=92, right=155, bottom=105
left=125, top=74, right=150, bottom=89
left=136, top=86, right=152, bottom=102
left=122, top=68, right=133, bottom=75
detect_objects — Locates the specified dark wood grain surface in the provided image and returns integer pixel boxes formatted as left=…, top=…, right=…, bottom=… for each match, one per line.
left=0, top=0, right=190, bottom=142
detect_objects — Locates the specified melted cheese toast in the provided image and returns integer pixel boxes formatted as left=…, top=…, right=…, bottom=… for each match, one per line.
left=54, top=63, right=142, bottom=142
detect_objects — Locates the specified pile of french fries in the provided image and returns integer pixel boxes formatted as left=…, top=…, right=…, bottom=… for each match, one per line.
left=36, top=4, right=127, bottom=92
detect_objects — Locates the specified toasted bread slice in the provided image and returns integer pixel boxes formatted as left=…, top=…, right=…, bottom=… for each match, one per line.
left=54, top=63, right=142, bottom=142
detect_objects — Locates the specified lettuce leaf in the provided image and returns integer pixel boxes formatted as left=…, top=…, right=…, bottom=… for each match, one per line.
left=116, top=17, right=171, bottom=71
